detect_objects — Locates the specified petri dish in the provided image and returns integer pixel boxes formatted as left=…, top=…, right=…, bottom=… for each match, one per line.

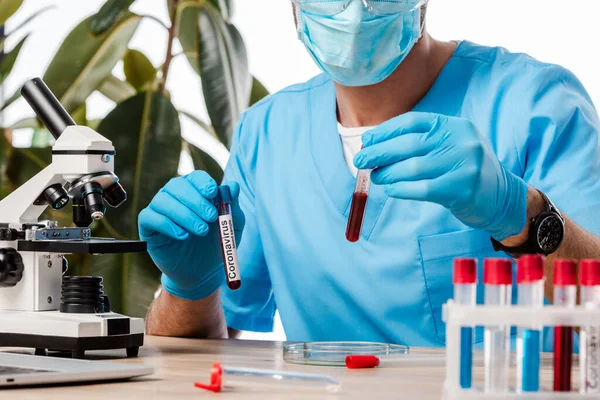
left=283, top=341, right=410, bottom=366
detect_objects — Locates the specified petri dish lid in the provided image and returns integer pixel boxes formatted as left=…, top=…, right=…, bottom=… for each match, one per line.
left=283, top=341, right=410, bottom=366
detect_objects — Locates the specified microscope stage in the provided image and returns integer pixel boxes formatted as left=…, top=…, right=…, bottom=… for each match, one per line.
left=17, top=239, right=147, bottom=254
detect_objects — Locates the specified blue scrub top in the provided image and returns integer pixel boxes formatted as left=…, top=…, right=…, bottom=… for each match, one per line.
left=220, top=41, right=600, bottom=348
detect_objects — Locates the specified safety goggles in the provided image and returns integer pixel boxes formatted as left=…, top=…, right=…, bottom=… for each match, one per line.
left=291, top=0, right=428, bottom=16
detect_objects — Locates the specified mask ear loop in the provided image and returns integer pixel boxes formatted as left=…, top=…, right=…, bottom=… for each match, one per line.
left=294, top=3, right=304, bottom=39
left=414, top=6, right=425, bottom=41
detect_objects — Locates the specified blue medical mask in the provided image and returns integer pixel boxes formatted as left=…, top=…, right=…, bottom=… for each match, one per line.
left=294, top=0, right=425, bottom=87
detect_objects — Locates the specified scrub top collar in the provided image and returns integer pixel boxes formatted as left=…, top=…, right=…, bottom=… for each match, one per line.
left=308, top=41, right=464, bottom=241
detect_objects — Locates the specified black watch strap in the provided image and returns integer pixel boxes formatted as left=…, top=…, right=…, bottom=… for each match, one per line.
left=490, top=191, right=563, bottom=257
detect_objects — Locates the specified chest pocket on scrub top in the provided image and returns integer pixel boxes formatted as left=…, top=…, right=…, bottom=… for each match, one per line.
left=418, top=229, right=499, bottom=345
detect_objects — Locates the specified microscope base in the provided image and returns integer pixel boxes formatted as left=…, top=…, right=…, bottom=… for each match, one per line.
left=0, top=310, right=145, bottom=359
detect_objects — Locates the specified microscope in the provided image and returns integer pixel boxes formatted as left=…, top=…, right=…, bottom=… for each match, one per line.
left=0, top=78, right=147, bottom=359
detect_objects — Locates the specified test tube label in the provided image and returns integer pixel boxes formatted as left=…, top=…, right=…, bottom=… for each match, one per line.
left=218, top=214, right=241, bottom=283
left=586, top=326, right=600, bottom=392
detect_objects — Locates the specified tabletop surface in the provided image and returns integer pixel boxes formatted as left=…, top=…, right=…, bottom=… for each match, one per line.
left=0, top=336, right=572, bottom=399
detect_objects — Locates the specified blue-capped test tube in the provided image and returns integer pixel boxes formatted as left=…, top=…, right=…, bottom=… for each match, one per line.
left=516, top=255, right=545, bottom=393
left=213, top=186, right=241, bottom=291
left=484, top=258, right=513, bottom=393
left=453, top=258, right=477, bottom=389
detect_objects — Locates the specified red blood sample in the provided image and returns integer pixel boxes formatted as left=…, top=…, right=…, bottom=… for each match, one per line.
left=346, top=192, right=368, bottom=242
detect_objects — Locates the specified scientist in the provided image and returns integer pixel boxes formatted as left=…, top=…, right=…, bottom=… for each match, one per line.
left=140, top=0, right=600, bottom=345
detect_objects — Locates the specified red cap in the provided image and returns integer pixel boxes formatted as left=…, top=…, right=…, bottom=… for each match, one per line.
left=484, top=258, right=513, bottom=285
left=580, top=259, right=600, bottom=286
left=346, top=355, right=380, bottom=369
left=553, top=259, right=578, bottom=286
left=453, top=258, right=477, bottom=284
left=194, top=363, right=223, bottom=393
left=517, top=255, right=544, bottom=284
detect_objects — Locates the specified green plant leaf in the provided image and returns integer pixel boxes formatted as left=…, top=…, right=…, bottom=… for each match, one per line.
left=197, top=4, right=251, bottom=148
left=96, top=90, right=181, bottom=239
left=250, top=76, right=269, bottom=106
left=98, top=74, right=136, bottom=103
left=90, top=0, right=136, bottom=36
left=207, top=0, right=233, bottom=20
left=185, top=140, right=223, bottom=183
left=123, top=49, right=156, bottom=91
left=43, top=13, right=141, bottom=114
left=72, top=103, right=87, bottom=126
left=0, top=0, right=23, bottom=26
left=121, top=252, right=161, bottom=317
left=177, top=2, right=201, bottom=75
left=0, top=36, right=27, bottom=85
left=0, top=132, right=11, bottom=198
left=87, top=119, right=102, bottom=131
left=5, top=146, right=51, bottom=192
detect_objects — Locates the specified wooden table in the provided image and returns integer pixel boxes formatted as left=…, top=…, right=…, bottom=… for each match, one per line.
left=1, top=336, right=570, bottom=399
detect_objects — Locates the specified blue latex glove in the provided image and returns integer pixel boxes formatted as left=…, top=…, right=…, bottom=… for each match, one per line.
left=354, top=112, right=528, bottom=241
left=138, top=171, right=245, bottom=300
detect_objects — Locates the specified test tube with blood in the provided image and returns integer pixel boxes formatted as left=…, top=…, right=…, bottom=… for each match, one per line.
left=553, top=259, right=577, bottom=392
left=346, top=149, right=371, bottom=242
left=214, top=186, right=241, bottom=290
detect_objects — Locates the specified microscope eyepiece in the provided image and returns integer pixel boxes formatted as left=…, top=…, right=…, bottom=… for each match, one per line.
left=38, top=183, right=69, bottom=210
left=21, top=78, right=76, bottom=139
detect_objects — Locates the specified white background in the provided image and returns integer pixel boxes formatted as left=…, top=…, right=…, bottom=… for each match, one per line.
left=4, top=0, right=600, bottom=340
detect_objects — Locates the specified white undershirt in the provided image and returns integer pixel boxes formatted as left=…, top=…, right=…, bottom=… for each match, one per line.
left=338, top=123, right=375, bottom=177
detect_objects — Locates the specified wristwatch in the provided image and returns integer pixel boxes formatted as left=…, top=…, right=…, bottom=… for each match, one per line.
left=491, top=191, right=565, bottom=257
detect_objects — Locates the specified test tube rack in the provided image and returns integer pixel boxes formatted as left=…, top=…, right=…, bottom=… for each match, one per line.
left=442, top=301, right=600, bottom=399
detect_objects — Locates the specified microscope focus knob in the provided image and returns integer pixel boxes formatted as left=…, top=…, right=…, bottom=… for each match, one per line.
left=0, top=248, right=24, bottom=288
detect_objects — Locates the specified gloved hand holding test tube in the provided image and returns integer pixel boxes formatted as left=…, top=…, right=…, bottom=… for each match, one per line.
left=138, top=172, right=245, bottom=300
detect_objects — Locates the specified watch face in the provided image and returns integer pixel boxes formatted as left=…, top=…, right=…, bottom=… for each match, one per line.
left=537, top=215, right=564, bottom=253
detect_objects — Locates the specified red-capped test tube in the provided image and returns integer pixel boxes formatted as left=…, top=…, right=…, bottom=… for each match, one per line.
left=453, top=258, right=477, bottom=389
left=346, top=150, right=371, bottom=242
left=516, top=255, right=545, bottom=393
left=553, top=259, right=577, bottom=392
left=580, top=259, right=600, bottom=394
left=483, top=258, right=513, bottom=393
left=195, top=363, right=340, bottom=393
left=214, top=186, right=241, bottom=290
